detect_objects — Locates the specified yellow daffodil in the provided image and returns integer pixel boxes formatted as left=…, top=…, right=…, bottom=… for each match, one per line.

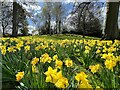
left=16, top=71, right=24, bottom=81
left=44, top=66, right=58, bottom=83
left=0, top=46, right=6, bottom=55
left=55, top=60, right=63, bottom=69
left=101, top=53, right=114, bottom=60
left=40, top=53, right=52, bottom=63
left=89, top=64, right=100, bottom=74
left=96, top=49, right=101, bottom=54
left=44, top=66, right=57, bottom=76
left=7, top=46, right=16, bottom=53
left=31, top=57, right=39, bottom=65
left=24, top=45, right=30, bottom=52
left=55, top=77, right=69, bottom=88
left=79, top=81, right=92, bottom=88
left=53, top=55, right=58, bottom=61
left=104, top=59, right=116, bottom=71
left=32, top=65, right=39, bottom=73
left=75, top=72, right=88, bottom=82
left=84, top=50, right=90, bottom=54
left=65, top=58, right=73, bottom=67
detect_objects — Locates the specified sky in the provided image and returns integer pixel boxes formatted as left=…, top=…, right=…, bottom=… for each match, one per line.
left=25, top=2, right=75, bottom=33
left=21, top=1, right=120, bottom=34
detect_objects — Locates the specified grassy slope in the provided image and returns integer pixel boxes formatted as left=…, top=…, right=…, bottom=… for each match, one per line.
left=33, top=34, right=100, bottom=40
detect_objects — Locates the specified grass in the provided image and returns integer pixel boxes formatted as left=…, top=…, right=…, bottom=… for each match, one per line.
left=33, top=34, right=100, bottom=40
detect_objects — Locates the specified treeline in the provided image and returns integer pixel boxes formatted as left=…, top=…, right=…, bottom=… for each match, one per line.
left=33, top=2, right=103, bottom=38
left=1, top=1, right=120, bottom=40
left=1, top=1, right=29, bottom=37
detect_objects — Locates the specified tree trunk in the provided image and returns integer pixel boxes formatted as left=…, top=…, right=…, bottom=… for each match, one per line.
left=1, top=20, right=5, bottom=36
left=104, top=2, right=120, bottom=40
left=56, top=18, right=58, bottom=35
left=12, top=1, right=17, bottom=37
left=48, top=14, right=51, bottom=35
left=82, top=15, right=85, bottom=38
left=1, top=2, right=4, bottom=37
left=58, top=20, right=61, bottom=34
left=2, top=27, right=5, bottom=37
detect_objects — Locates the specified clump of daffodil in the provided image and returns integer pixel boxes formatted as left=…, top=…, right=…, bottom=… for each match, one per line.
left=35, top=46, right=40, bottom=51
left=44, top=67, right=69, bottom=88
left=84, top=50, right=90, bottom=54
left=31, top=57, right=39, bottom=73
left=96, top=49, right=101, bottom=54
left=24, top=45, right=30, bottom=53
left=35, top=45, right=46, bottom=51
left=31, top=57, right=39, bottom=65
left=55, top=60, right=63, bottom=69
left=75, top=71, right=92, bottom=88
left=32, top=65, right=39, bottom=73
left=102, top=46, right=108, bottom=53
left=75, top=72, right=88, bottom=82
left=107, top=46, right=116, bottom=53
left=101, top=53, right=118, bottom=71
left=0, top=45, right=6, bottom=55
left=7, top=46, right=16, bottom=53
left=40, top=53, right=52, bottom=63
left=65, top=58, right=73, bottom=67
left=106, top=41, right=112, bottom=46
left=15, top=40, right=24, bottom=51
left=79, top=81, right=93, bottom=88
left=104, top=59, right=117, bottom=71
left=50, top=45, right=56, bottom=51
left=101, top=53, right=114, bottom=60
left=84, top=45, right=91, bottom=54
left=44, top=66, right=58, bottom=83
left=89, top=64, right=100, bottom=74
left=53, top=54, right=58, bottom=61
left=1, top=37, right=7, bottom=42
left=3, top=42, right=9, bottom=46
left=16, top=41, right=24, bottom=47
left=16, top=44, right=22, bottom=51
left=16, top=71, right=24, bottom=81
left=55, top=73, right=69, bottom=88
left=85, top=46, right=91, bottom=51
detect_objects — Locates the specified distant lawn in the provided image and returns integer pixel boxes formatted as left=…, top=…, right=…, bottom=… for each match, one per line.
left=33, top=34, right=100, bottom=40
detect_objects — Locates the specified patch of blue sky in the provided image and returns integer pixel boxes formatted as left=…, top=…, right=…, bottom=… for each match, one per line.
left=27, top=2, right=107, bottom=33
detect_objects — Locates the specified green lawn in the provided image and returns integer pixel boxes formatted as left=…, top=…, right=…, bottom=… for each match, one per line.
left=33, top=34, right=100, bottom=40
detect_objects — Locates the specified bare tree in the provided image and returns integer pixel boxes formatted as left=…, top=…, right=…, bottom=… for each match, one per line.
left=1, top=2, right=12, bottom=36
left=70, top=2, right=103, bottom=37
left=52, top=2, right=65, bottom=35
left=41, top=2, right=53, bottom=35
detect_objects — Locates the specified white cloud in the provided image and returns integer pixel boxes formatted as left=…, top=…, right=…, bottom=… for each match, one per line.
left=63, top=14, right=76, bottom=32
left=63, top=0, right=77, bottom=4
left=30, top=5, right=41, bottom=10
left=66, top=14, right=71, bottom=19
left=34, top=12, right=38, bottom=16
left=28, top=25, right=35, bottom=29
left=28, top=25, right=36, bottom=33
left=51, top=21, right=56, bottom=29
left=21, top=3, right=41, bottom=13
left=34, top=10, right=42, bottom=16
